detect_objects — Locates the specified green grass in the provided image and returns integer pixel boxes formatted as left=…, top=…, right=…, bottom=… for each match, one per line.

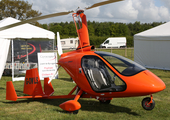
left=0, top=49, right=170, bottom=120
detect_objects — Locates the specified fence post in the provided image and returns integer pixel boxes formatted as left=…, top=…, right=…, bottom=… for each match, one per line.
left=125, top=47, right=127, bottom=57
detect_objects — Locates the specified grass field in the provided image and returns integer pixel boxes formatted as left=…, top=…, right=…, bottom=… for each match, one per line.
left=0, top=48, right=170, bottom=120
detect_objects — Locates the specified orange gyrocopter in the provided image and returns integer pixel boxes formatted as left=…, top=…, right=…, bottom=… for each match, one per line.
left=4, top=0, right=165, bottom=114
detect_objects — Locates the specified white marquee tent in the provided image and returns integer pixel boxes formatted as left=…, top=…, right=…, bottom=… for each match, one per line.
left=0, top=17, right=55, bottom=39
left=0, top=17, right=55, bottom=80
left=134, top=22, right=170, bottom=70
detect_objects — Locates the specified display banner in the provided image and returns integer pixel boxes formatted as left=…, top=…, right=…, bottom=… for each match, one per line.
left=13, top=39, right=54, bottom=63
left=38, top=53, right=58, bottom=80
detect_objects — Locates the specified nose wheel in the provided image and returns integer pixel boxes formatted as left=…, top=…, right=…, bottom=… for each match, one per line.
left=142, top=95, right=155, bottom=110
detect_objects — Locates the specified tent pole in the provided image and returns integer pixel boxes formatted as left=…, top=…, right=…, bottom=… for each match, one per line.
left=53, top=39, right=54, bottom=51
left=12, top=40, right=14, bottom=81
left=26, top=39, right=29, bottom=63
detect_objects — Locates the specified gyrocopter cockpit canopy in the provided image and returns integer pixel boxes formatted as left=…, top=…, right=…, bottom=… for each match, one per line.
left=95, top=51, right=146, bottom=76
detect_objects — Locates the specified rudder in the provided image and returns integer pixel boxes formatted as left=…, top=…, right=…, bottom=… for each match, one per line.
left=44, top=77, right=54, bottom=96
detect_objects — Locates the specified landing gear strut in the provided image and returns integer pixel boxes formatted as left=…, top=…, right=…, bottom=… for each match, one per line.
left=142, top=95, right=155, bottom=110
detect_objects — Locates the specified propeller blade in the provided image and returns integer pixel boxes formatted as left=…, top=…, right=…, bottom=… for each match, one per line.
left=48, top=66, right=61, bottom=84
left=0, top=11, right=73, bottom=31
left=85, top=0, right=123, bottom=10
left=57, top=32, right=63, bottom=56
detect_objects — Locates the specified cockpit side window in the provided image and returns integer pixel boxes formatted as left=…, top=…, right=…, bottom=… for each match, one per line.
left=81, top=55, right=126, bottom=93
left=103, top=56, right=128, bottom=73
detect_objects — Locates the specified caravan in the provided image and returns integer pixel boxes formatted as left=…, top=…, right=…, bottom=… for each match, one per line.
left=100, top=37, right=126, bottom=48
left=60, top=37, right=79, bottom=49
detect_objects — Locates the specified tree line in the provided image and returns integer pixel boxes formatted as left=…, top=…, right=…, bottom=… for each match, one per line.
left=0, top=0, right=164, bottom=47
left=39, top=21, right=163, bottom=47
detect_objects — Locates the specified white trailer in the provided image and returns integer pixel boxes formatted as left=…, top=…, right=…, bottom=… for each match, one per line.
left=60, top=37, right=79, bottom=49
left=100, top=37, right=126, bottom=48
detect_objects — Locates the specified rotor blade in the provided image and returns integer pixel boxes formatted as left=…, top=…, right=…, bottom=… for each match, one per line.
left=85, top=0, right=123, bottom=10
left=0, top=11, right=73, bottom=31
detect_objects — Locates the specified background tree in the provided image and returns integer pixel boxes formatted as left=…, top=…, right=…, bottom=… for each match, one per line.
left=0, top=0, right=41, bottom=20
left=88, top=24, right=95, bottom=36
left=49, top=24, right=62, bottom=35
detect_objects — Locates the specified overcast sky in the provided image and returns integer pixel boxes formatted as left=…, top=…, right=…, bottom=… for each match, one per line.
left=26, top=0, right=170, bottom=24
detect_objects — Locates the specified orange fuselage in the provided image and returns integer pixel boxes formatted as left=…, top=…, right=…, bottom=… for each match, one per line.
left=58, top=49, right=166, bottom=98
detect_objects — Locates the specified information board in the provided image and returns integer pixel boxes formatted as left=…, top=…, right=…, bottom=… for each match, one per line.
left=38, top=53, right=58, bottom=80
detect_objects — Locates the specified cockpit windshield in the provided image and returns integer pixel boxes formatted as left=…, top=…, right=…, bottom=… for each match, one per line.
left=95, top=51, right=146, bottom=76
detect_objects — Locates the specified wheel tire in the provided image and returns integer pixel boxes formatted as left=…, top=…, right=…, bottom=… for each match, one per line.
left=99, top=100, right=111, bottom=104
left=73, top=110, right=79, bottom=114
left=142, top=97, right=155, bottom=110
left=68, top=110, right=79, bottom=114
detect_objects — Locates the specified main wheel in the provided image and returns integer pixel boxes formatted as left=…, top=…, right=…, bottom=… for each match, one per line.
left=99, top=100, right=111, bottom=104
left=142, top=97, right=155, bottom=110
left=72, top=110, right=79, bottom=114
left=67, top=110, right=79, bottom=114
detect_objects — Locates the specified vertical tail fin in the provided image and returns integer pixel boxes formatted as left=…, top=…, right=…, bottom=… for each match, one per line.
left=6, top=81, right=17, bottom=101
left=44, top=77, right=54, bottom=96
left=23, top=68, right=44, bottom=96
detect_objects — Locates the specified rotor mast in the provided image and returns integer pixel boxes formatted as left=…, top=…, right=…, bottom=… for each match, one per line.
left=72, top=10, right=90, bottom=50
